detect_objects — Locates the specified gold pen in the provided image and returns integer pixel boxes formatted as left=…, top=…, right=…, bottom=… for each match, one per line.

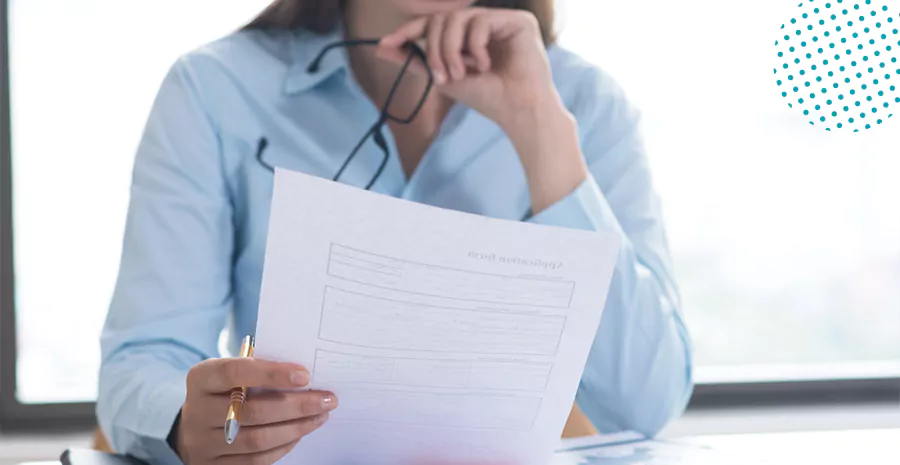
left=225, top=335, right=255, bottom=444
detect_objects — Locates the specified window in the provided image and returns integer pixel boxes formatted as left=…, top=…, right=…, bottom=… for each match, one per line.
left=558, top=0, right=900, bottom=383
left=6, top=0, right=272, bottom=405
left=2, top=0, right=898, bottom=415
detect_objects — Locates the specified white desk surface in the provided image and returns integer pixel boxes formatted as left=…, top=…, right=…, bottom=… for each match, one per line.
left=5, top=405, right=900, bottom=464
left=686, top=428, right=900, bottom=463
left=663, top=404, right=900, bottom=463
left=14, top=429, right=900, bottom=465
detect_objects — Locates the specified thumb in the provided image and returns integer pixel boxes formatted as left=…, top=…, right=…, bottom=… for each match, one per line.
left=375, top=46, right=431, bottom=78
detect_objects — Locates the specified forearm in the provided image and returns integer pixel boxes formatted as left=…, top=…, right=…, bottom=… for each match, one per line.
left=501, top=98, right=589, bottom=215
left=98, top=343, right=197, bottom=464
left=526, top=176, right=693, bottom=435
left=577, top=248, right=692, bottom=435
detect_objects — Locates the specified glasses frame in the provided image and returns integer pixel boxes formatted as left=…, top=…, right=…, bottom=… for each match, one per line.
left=258, top=39, right=433, bottom=191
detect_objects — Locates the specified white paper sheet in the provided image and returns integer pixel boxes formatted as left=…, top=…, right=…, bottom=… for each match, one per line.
left=255, top=169, right=621, bottom=465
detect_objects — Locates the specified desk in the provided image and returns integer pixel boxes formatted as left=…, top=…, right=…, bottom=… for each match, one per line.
left=688, top=428, right=900, bottom=463
left=18, top=429, right=898, bottom=465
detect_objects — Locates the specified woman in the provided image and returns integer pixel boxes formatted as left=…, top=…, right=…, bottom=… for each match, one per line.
left=97, top=0, right=693, bottom=464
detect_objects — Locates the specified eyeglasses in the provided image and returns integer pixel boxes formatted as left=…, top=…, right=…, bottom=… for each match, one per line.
left=257, top=39, right=433, bottom=191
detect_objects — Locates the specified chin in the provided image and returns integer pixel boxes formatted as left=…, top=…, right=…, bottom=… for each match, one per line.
left=392, top=0, right=475, bottom=16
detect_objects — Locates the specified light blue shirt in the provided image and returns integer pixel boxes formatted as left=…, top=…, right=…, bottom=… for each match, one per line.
left=98, top=26, right=693, bottom=464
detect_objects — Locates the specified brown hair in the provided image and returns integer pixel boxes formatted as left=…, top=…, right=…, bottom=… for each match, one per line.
left=245, top=0, right=556, bottom=44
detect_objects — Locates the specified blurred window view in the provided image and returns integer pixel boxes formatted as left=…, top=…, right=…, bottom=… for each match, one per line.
left=7, top=0, right=900, bottom=404
left=559, top=0, right=900, bottom=383
left=8, top=0, right=274, bottom=403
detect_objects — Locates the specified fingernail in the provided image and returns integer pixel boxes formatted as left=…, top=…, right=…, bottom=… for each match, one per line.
left=316, top=413, right=330, bottom=426
left=321, top=395, right=337, bottom=410
left=433, top=69, right=446, bottom=84
left=290, top=371, right=309, bottom=386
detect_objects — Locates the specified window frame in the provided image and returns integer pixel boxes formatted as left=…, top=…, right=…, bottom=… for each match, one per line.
left=0, top=0, right=897, bottom=433
left=690, top=378, right=899, bottom=410
left=0, top=0, right=96, bottom=431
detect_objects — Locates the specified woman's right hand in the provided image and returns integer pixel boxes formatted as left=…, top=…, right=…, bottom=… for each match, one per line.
left=176, top=358, right=337, bottom=465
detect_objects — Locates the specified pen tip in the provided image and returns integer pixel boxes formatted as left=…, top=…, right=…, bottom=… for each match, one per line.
left=224, top=419, right=240, bottom=444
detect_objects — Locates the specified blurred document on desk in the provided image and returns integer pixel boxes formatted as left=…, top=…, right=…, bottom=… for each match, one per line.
left=554, top=433, right=769, bottom=465
left=255, top=169, right=621, bottom=465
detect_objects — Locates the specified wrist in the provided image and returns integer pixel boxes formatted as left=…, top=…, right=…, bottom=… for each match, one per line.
left=505, top=99, right=583, bottom=176
left=497, top=89, right=571, bottom=137
left=501, top=98, right=589, bottom=215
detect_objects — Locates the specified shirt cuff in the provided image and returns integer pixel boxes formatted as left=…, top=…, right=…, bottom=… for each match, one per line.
left=132, top=376, right=187, bottom=465
left=527, top=175, right=624, bottom=235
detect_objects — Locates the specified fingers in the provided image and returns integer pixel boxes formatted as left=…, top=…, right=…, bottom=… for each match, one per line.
left=215, top=437, right=303, bottom=465
left=188, top=358, right=310, bottom=394
left=189, top=390, right=337, bottom=428
left=221, top=413, right=330, bottom=456
left=466, top=14, right=492, bottom=73
left=374, top=46, right=430, bottom=77
left=381, top=14, right=450, bottom=83
left=242, top=390, right=337, bottom=426
left=426, top=14, right=448, bottom=84
left=381, top=16, right=428, bottom=47
left=379, top=17, right=435, bottom=78
left=443, top=11, right=472, bottom=80
left=380, top=10, right=495, bottom=85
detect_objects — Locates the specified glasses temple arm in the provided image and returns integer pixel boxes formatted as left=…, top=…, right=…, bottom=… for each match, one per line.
left=333, top=120, right=384, bottom=182
left=256, top=137, right=274, bottom=172
left=307, top=38, right=381, bottom=73
left=366, top=129, right=391, bottom=191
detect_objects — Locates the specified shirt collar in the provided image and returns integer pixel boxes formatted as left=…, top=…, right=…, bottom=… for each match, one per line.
left=283, top=25, right=348, bottom=95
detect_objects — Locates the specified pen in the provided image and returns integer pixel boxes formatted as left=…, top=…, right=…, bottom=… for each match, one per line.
left=225, top=335, right=255, bottom=444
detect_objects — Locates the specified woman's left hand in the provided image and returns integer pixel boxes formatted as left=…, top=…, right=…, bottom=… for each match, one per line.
left=377, top=7, right=563, bottom=131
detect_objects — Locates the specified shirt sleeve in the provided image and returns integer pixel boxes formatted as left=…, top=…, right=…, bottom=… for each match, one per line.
left=96, top=56, right=232, bottom=464
left=527, top=69, right=693, bottom=437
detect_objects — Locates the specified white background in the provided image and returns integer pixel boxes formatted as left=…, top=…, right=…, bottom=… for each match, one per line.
left=8, top=0, right=900, bottom=403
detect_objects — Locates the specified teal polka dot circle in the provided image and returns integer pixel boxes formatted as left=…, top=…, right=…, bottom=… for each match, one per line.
left=775, top=0, right=900, bottom=131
